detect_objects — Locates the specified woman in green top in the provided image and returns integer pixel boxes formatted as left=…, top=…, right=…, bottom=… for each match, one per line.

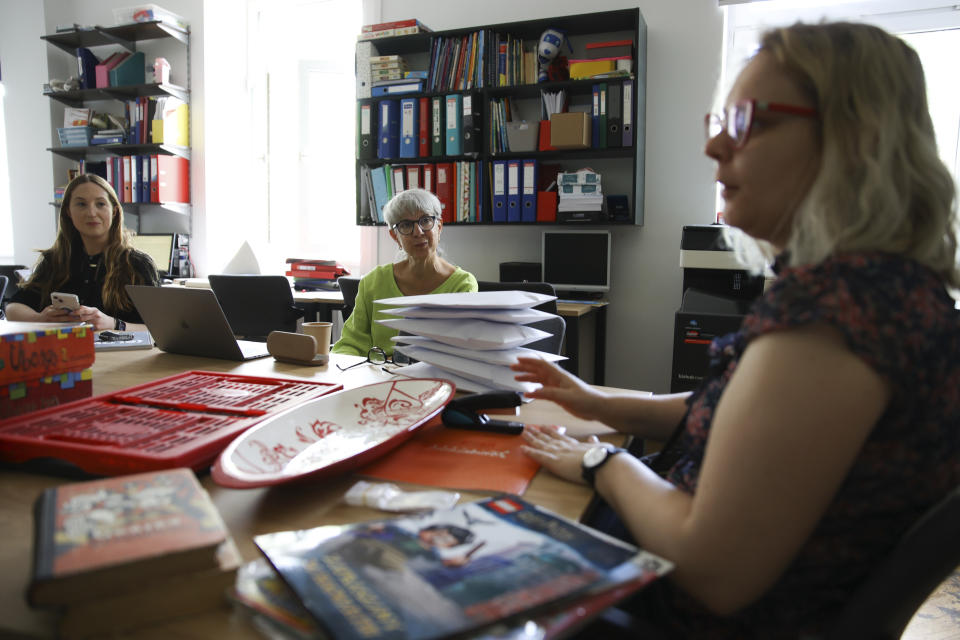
left=332, top=188, right=477, bottom=356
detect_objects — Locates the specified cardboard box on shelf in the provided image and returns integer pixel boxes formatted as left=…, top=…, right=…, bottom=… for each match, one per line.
left=549, top=112, right=591, bottom=149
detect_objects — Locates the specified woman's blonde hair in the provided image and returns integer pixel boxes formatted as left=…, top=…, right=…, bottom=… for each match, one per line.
left=22, top=174, right=146, bottom=312
left=728, top=21, right=960, bottom=287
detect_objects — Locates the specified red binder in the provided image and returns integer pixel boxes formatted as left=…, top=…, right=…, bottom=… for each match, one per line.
left=435, top=162, right=455, bottom=223
left=418, top=97, right=429, bottom=157
left=157, top=156, right=189, bottom=203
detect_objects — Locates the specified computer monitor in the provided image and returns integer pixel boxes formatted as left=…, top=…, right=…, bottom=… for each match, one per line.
left=130, top=233, right=175, bottom=276
left=541, top=230, right=611, bottom=296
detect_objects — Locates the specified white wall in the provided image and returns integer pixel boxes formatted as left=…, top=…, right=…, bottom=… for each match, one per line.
left=375, top=0, right=724, bottom=392
left=0, top=0, right=56, bottom=266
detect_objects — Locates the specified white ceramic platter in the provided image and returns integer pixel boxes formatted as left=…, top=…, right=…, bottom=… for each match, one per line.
left=211, top=378, right=455, bottom=488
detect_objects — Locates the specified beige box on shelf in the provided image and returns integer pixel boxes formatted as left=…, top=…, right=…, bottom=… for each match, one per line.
left=549, top=112, right=591, bottom=149
left=506, top=121, right=540, bottom=152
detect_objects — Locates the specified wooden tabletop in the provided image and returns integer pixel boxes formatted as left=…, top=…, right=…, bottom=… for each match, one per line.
left=1, top=347, right=631, bottom=639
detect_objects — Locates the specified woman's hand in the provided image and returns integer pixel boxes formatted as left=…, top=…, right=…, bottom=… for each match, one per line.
left=72, top=305, right=115, bottom=331
left=36, top=305, right=79, bottom=323
left=511, top=356, right=606, bottom=421
left=520, top=424, right=599, bottom=484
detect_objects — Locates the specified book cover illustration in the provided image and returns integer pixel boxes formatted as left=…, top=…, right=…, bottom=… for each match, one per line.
left=230, top=557, right=322, bottom=639
left=255, top=496, right=672, bottom=640
left=30, top=467, right=228, bottom=605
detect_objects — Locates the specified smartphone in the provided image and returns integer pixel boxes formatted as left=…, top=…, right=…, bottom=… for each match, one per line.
left=51, top=292, right=81, bottom=312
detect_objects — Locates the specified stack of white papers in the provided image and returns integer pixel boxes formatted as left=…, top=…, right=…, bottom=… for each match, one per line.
left=375, top=290, right=566, bottom=393
left=557, top=169, right=603, bottom=212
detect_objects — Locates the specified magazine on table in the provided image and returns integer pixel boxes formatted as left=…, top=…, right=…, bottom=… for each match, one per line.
left=254, top=495, right=672, bottom=640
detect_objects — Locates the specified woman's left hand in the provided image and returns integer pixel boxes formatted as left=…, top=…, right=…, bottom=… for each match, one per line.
left=520, top=424, right=600, bottom=484
left=73, top=305, right=114, bottom=331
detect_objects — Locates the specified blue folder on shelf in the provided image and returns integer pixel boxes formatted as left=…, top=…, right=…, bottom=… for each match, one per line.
left=77, top=47, right=99, bottom=90
left=399, top=98, right=418, bottom=159
left=492, top=160, right=507, bottom=222
left=506, top=159, right=521, bottom=222
left=445, top=94, right=463, bottom=156
left=521, top=159, right=537, bottom=222
left=370, top=166, right=390, bottom=222
left=378, top=99, right=400, bottom=160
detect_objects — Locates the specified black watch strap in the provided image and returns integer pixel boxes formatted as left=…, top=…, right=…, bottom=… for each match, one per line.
left=581, top=446, right=627, bottom=487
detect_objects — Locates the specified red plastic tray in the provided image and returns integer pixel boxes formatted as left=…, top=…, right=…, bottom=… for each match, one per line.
left=0, top=371, right=342, bottom=476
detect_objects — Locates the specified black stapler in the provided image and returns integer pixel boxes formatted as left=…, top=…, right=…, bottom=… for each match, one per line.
left=441, top=391, right=525, bottom=435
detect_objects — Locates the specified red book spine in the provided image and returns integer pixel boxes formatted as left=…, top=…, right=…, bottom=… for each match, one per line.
left=418, top=97, right=429, bottom=157
left=435, top=162, right=454, bottom=223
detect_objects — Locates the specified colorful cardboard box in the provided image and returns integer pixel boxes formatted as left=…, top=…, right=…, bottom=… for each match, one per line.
left=0, top=322, right=94, bottom=418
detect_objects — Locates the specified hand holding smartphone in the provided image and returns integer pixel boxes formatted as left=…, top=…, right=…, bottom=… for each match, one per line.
left=50, top=292, right=81, bottom=312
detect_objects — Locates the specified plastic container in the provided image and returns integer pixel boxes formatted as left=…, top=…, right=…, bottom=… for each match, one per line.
left=57, top=126, right=93, bottom=147
left=113, top=4, right=189, bottom=30
left=0, top=370, right=341, bottom=475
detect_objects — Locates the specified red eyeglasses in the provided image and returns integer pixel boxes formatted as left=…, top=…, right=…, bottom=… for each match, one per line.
left=705, top=99, right=818, bottom=147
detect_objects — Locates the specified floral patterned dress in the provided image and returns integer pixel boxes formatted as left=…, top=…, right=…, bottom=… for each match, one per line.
left=650, top=251, right=960, bottom=638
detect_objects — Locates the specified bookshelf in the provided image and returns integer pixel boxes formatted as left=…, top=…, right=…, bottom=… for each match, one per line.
left=355, top=8, right=647, bottom=226
left=40, top=20, right=192, bottom=229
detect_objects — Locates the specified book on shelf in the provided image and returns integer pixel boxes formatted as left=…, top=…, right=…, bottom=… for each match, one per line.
left=28, top=467, right=230, bottom=607
left=362, top=19, right=432, bottom=34
left=358, top=24, right=430, bottom=40
left=253, top=495, right=672, bottom=640
left=57, top=536, right=241, bottom=639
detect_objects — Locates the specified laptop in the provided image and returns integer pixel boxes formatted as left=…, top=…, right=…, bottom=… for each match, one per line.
left=125, top=285, right=270, bottom=361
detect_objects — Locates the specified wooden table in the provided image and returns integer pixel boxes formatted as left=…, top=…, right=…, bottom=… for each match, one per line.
left=1, top=348, right=629, bottom=639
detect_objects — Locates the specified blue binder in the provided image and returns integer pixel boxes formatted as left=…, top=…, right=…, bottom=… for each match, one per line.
left=445, top=94, right=463, bottom=156
left=76, top=47, right=99, bottom=90
left=506, top=160, right=521, bottom=222
left=491, top=160, right=507, bottom=222
left=521, top=159, right=537, bottom=222
left=399, top=98, right=418, bottom=159
left=378, top=99, right=400, bottom=160
left=370, top=166, right=390, bottom=222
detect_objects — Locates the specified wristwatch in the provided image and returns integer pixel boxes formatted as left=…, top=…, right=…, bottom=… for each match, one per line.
left=581, top=445, right=627, bottom=487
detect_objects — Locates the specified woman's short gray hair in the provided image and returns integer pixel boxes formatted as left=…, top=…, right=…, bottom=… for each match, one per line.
left=383, top=188, right=443, bottom=227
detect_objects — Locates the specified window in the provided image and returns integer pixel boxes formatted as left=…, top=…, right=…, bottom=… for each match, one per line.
left=723, top=1, right=960, bottom=182
left=243, top=0, right=368, bottom=272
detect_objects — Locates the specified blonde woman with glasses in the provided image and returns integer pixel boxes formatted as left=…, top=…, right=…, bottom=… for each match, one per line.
left=513, top=22, right=959, bottom=637
left=332, top=188, right=477, bottom=357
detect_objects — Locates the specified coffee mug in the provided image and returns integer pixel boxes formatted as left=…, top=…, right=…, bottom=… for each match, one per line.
left=301, top=322, right=333, bottom=355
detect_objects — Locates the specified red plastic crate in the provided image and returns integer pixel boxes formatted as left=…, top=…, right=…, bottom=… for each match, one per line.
left=0, top=370, right=342, bottom=476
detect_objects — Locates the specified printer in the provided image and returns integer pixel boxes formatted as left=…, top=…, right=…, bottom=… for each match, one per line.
left=670, top=224, right=765, bottom=393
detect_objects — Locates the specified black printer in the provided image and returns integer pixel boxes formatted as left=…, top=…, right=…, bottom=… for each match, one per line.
left=670, top=225, right=765, bottom=393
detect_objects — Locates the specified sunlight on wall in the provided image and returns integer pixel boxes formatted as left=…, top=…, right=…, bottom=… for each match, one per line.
left=0, top=82, right=13, bottom=261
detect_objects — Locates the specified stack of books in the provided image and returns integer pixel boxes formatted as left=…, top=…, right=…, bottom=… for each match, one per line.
left=285, top=258, right=350, bottom=291
left=370, top=54, right=407, bottom=82
left=27, top=468, right=240, bottom=638
left=358, top=18, right=431, bottom=40
left=557, top=169, right=603, bottom=213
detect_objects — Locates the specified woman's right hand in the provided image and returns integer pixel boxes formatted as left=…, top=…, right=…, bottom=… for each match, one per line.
left=511, top=356, right=606, bottom=422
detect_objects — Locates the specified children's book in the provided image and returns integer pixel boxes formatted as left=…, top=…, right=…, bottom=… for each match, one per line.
left=254, top=495, right=672, bottom=640
left=57, top=536, right=241, bottom=638
left=29, top=467, right=229, bottom=606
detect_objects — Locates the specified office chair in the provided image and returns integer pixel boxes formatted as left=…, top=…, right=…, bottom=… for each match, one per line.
left=0, top=264, right=25, bottom=304
left=337, top=276, right=361, bottom=322
left=818, top=484, right=960, bottom=640
left=524, top=315, right=566, bottom=355
left=0, top=275, right=7, bottom=320
left=208, top=274, right=304, bottom=341
left=477, top=280, right=558, bottom=315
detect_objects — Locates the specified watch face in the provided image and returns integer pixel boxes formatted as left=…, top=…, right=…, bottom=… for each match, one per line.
left=583, top=446, right=609, bottom=468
